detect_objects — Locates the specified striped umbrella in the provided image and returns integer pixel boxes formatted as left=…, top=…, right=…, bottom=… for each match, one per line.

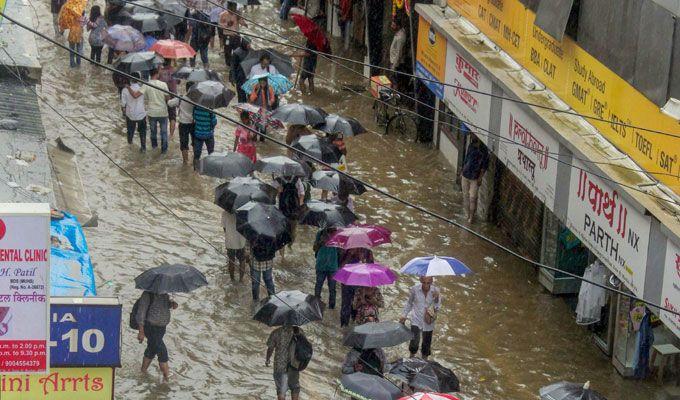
left=400, top=256, right=472, bottom=277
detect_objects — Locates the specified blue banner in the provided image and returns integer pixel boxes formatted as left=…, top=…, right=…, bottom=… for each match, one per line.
left=49, top=302, right=122, bottom=367
left=50, top=212, right=96, bottom=297
left=416, top=61, right=444, bottom=100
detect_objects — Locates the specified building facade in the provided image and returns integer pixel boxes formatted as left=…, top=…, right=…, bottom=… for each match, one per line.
left=414, top=0, right=680, bottom=378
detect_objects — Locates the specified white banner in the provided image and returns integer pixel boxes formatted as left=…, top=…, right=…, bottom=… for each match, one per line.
left=565, top=161, right=650, bottom=297
left=498, top=100, right=559, bottom=210
left=444, top=44, right=492, bottom=144
left=0, top=203, right=50, bottom=373
left=661, top=239, right=680, bottom=338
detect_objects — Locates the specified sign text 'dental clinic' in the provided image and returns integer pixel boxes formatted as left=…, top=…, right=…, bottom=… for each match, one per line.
left=0, top=203, right=51, bottom=373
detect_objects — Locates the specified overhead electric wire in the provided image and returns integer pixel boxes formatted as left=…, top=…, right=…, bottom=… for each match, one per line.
left=5, top=11, right=678, bottom=321
left=118, top=0, right=680, bottom=205
left=128, top=0, right=680, bottom=138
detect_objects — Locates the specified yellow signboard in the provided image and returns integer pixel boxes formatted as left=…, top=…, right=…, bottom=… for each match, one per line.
left=416, top=15, right=447, bottom=98
left=445, top=0, right=680, bottom=194
left=0, top=0, right=6, bottom=23
left=0, top=368, right=114, bottom=399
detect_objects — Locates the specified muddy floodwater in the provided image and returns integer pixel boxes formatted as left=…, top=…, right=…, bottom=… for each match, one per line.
left=29, top=0, right=659, bottom=398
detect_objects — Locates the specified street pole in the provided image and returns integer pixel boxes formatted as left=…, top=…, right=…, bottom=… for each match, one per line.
left=363, top=0, right=370, bottom=78
left=408, top=2, right=417, bottom=100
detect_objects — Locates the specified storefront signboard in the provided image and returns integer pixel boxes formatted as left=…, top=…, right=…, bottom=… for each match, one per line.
left=441, top=0, right=680, bottom=194
left=660, top=239, right=680, bottom=338
left=416, top=16, right=446, bottom=99
left=444, top=43, right=492, bottom=144
left=49, top=298, right=121, bottom=367
left=0, top=203, right=50, bottom=373
left=498, top=100, right=559, bottom=210
left=0, top=367, right=114, bottom=399
left=565, top=161, right=650, bottom=296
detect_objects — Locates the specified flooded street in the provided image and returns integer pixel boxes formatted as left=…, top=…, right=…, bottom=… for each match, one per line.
left=30, top=0, right=660, bottom=398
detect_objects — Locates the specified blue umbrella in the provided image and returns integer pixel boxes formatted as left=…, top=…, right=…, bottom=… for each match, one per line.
left=400, top=256, right=472, bottom=277
left=241, top=73, right=294, bottom=95
left=144, top=35, right=157, bottom=51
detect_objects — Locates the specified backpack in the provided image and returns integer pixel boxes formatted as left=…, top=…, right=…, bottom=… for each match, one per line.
left=288, top=332, right=313, bottom=371
left=129, top=292, right=153, bottom=330
left=278, top=177, right=301, bottom=218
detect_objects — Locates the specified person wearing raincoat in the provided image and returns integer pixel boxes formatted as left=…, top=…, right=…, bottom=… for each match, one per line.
left=248, top=76, right=276, bottom=111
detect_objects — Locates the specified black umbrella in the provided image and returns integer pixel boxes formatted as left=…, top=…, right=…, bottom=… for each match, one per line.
left=157, top=0, right=187, bottom=27
left=292, top=135, right=342, bottom=164
left=236, top=201, right=292, bottom=248
left=256, top=156, right=306, bottom=177
left=310, top=170, right=366, bottom=195
left=172, top=66, right=222, bottom=82
left=240, top=49, right=295, bottom=78
left=299, top=200, right=356, bottom=228
left=310, top=170, right=338, bottom=192
left=338, top=373, right=402, bottom=400
left=188, top=80, right=235, bottom=109
left=343, top=321, right=413, bottom=349
left=123, top=0, right=155, bottom=14
left=540, top=381, right=606, bottom=400
left=199, top=152, right=255, bottom=178
left=114, top=51, right=158, bottom=74
left=388, top=358, right=460, bottom=393
left=317, top=114, right=366, bottom=137
left=134, top=263, right=208, bottom=294
left=270, top=103, right=327, bottom=125
left=253, top=290, right=324, bottom=326
left=215, top=177, right=277, bottom=213
left=131, top=12, right=166, bottom=33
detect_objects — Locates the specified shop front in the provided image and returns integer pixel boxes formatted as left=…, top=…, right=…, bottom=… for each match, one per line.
left=414, top=1, right=680, bottom=377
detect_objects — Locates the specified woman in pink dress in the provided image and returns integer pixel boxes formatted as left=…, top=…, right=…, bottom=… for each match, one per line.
left=233, top=111, right=258, bottom=162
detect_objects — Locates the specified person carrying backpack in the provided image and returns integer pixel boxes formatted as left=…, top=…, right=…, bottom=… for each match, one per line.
left=266, top=325, right=308, bottom=400
left=132, top=290, right=178, bottom=380
left=187, top=9, right=214, bottom=68
left=274, top=175, right=305, bottom=257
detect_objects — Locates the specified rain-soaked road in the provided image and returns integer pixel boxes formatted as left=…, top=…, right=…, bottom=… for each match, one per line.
left=28, top=0, right=661, bottom=398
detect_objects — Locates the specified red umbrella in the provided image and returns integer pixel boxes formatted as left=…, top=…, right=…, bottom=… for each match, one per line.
left=150, top=39, right=196, bottom=59
left=290, top=14, right=331, bottom=53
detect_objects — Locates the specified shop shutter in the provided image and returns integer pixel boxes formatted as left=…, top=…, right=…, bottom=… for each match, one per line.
left=492, top=162, right=544, bottom=260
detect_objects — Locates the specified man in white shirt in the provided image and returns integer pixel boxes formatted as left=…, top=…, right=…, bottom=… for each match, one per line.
left=400, top=276, right=442, bottom=360
left=221, top=210, right=246, bottom=281
left=167, top=82, right=196, bottom=164
left=121, top=72, right=148, bottom=152
left=248, top=53, right=279, bottom=79
left=127, top=69, right=171, bottom=153
left=389, top=17, right=407, bottom=70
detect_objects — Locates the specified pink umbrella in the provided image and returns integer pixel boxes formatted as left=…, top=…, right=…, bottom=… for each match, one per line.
left=398, top=394, right=460, bottom=400
left=326, top=224, right=392, bottom=249
left=333, top=263, right=397, bottom=287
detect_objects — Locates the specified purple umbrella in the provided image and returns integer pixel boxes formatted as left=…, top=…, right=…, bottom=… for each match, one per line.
left=103, top=24, right=146, bottom=52
left=326, top=224, right=392, bottom=249
left=333, top=263, right=397, bottom=287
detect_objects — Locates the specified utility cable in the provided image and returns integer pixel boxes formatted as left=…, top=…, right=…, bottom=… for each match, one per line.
left=5, top=10, right=679, bottom=318
left=125, top=0, right=680, bottom=138
left=122, top=0, right=680, bottom=193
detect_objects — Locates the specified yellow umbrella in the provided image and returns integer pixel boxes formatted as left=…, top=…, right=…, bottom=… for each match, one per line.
left=58, top=0, right=87, bottom=31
